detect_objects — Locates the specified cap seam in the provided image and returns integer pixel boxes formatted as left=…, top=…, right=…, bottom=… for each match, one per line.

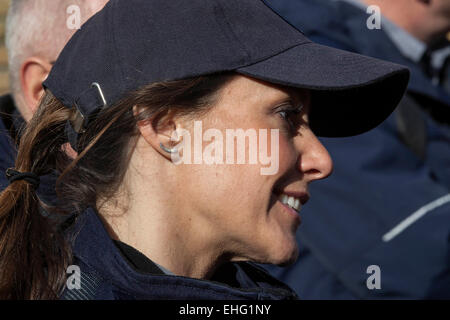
left=261, top=0, right=307, bottom=37
left=237, top=41, right=312, bottom=69
left=216, top=0, right=251, bottom=63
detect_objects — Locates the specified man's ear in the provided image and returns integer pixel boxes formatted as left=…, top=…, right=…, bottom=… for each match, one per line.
left=20, top=57, right=53, bottom=121
left=134, top=106, right=182, bottom=159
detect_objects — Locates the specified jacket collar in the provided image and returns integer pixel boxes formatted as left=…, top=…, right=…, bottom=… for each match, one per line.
left=69, top=207, right=297, bottom=300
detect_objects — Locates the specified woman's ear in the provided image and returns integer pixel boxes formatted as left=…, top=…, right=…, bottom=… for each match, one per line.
left=133, top=106, right=181, bottom=159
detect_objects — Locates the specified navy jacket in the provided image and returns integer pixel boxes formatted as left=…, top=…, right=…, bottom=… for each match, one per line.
left=264, top=0, right=450, bottom=299
left=0, top=95, right=19, bottom=191
left=61, top=207, right=298, bottom=300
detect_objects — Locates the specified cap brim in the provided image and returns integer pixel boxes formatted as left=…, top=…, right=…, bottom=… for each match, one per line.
left=237, top=42, right=410, bottom=137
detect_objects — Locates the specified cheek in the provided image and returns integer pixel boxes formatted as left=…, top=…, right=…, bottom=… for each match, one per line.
left=182, top=163, right=262, bottom=210
left=212, top=164, right=270, bottom=209
left=186, top=132, right=296, bottom=213
left=188, top=163, right=274, bottom=239
left=276, top=134, right=298, bottom=173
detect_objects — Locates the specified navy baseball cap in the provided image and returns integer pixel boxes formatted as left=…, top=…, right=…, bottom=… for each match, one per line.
left=44, top=0, right=409, bottom=140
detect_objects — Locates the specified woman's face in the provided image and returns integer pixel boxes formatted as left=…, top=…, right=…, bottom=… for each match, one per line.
left=174, top=75, right=333, bottom=266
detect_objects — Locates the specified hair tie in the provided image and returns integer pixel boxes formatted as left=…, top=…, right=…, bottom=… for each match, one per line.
left=6, top=168, right=40, bottom=189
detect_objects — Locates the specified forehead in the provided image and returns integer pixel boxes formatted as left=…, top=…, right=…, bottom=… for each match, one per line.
left=219, top=75, right=303, bottom=105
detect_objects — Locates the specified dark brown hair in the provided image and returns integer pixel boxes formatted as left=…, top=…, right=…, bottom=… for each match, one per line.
left=0, top=72, right=234, bottom=299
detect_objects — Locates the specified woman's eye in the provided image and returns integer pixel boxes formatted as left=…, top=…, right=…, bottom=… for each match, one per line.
left=277, top=104, right=304, bottom=129
left=279, top=110, right=289, bottom=120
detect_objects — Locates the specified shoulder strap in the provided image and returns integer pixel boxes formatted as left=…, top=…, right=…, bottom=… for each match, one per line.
left=395, top=94, right=427, bottom=159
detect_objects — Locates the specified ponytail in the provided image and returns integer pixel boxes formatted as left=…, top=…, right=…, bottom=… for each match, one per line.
left=0, top=93, right=72, bottom=299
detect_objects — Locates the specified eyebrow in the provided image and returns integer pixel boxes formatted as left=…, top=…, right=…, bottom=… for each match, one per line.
left=283, top=88, right=311, bottom=115
left=283, top=89, right=306, bottom=107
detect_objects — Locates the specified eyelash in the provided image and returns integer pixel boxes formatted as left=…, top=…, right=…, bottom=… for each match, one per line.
left=277, top=104, right=304, bottom=128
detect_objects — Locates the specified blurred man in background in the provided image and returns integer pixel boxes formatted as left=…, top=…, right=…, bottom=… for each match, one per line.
left=0, top=0, right=108, bottom=193
left=264, top=0, right=450, bottom=299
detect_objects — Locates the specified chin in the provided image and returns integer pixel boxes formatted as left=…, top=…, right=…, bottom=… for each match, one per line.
left=277, top=248, right=299, bottom=267
left=266, top=239, right=299, bottom=267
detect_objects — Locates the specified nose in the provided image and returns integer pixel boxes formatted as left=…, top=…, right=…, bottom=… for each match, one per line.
left=296, top=129, right=333, bottom=182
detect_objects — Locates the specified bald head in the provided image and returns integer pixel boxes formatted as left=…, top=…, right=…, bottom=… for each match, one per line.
left=6, top=0, right=108, bottom=121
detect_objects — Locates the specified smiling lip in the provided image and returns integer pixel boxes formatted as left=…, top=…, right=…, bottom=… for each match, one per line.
left=273, top=189, right=310, bottom=207
left=271, top=188, right=309, bottom=225
left=270, top=187, right=310, bottom=226
left=280, top=191, right=310, bottom=206
left=278, top=200, right=302, bottom=227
